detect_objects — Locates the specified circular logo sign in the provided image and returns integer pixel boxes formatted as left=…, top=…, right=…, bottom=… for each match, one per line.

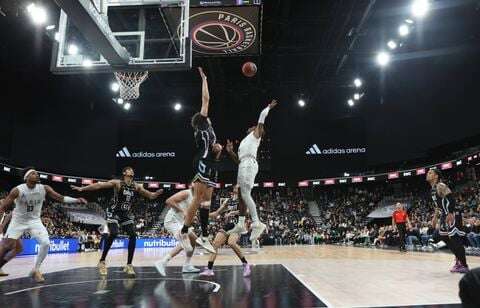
left=187, top=11, right=257, bottom=55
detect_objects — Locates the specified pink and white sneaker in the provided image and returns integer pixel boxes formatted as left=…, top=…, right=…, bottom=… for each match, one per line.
left=199, top=268, right=214, bottom=277
left=450, top=260, right=460, bottom=273
left=451, top=264, right=469, bottom=274
left=243, top=263, right=251, bottom=277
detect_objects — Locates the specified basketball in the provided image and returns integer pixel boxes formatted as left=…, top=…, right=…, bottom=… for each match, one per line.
left=242, top=62, right=257, bottom=77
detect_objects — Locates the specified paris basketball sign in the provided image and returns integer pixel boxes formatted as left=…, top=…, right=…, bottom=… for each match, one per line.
left=187, top=6, right=261, bottom=56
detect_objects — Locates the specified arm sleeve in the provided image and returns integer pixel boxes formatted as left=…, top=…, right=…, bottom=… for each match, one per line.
left=258, top=106, right=270, bottom=124
left=63, top=196, right=80, bottom=204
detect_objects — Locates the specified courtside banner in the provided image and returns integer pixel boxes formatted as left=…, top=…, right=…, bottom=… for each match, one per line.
left=187, top=6, right=261, bottom=56
left=101, top=237, right=177, bottom=250
left=19, top=238, right=79, bottom=256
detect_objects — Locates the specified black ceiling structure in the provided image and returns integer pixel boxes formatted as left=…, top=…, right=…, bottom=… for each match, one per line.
left=0, top=0, right=479, bottom=181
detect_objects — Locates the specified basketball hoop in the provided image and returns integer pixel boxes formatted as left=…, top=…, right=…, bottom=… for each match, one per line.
left=114, top=71, right=149, bottom=101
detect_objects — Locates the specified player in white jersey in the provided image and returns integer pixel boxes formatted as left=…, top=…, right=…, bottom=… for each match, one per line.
left=0, top=168, right=86, bottom=282
left=154, top=189, right=229, bottom=276
left=155, top=188, right=199, bottom=275
left=226, top=100, right=278, bottom=243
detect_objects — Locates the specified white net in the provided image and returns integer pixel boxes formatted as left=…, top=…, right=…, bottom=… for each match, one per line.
left=114, top=71, right=149, bottom=100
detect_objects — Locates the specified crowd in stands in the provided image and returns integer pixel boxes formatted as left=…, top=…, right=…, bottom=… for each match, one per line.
left=1, top=163, right=480, bottom=255
left=311, top=165, right=480, bottom=254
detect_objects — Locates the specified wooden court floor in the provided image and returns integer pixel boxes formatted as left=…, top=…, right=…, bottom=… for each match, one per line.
left=1, top=245, right=478, bottom=307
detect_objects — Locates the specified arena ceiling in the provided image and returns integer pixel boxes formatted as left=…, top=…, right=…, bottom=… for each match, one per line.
left=0, top=0, right=480, bottom=180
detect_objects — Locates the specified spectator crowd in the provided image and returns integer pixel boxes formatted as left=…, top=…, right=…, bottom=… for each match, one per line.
left=1, top=164, right=480, bottom=256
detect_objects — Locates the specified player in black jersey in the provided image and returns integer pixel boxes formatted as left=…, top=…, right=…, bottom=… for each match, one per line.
left=179, top=67, right=223, bottom=254
left=426, top=168, right=469, bottom=273
left=200, top=186, right=251, bottom=277
left=71, top=167, right=163, bottom=276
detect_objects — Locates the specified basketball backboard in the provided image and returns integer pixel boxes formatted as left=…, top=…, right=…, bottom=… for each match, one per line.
left=51, top=0, right=191, bottom=74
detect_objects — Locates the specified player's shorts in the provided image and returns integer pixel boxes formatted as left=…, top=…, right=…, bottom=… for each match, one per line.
left=238, top=158, right=258, bottom=189
left=439, top=214, right=465, bottom=237
left=5, top=218, right=49, bottom=242
left=164, top=217, right=183, bottom=239
left=106, top=209, right=134, bottom=226
left=192, top=159, right=218, bottom=188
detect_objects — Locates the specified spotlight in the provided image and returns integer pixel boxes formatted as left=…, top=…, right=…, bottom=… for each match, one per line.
left=27, top=3, right=35, bottom=12
left=117, top=98, right=124, bottom=105
left=412, top=0, right=430, bottom=18
left=398, top=24, right=410, bottom=37
left=111, top=82, right=120, bottom=92
left=344, top=172, right=350, bottom=177
left=27, top=3, right=47, bottom=25
left=124, top=102, right=131, bottom=110
left=298, top=99, right=306, bottom=107
left=348, top=99, right=354, bottom=107
left=354, top=78, right=363, bottom=88
left=68, top=44, right=78, bottom=55
left=353, top=93, right=361, bottom=100
left=387, top=40, right=397, bottom=50
left=174, top=103, right=182, bottom=111
left=376, top=51, right=391, bottom=67
left=405, top=19, right=414, bottom=24
left=82, top=59, right=93, bottom=67
left=45, top=25, right=55, bottom=31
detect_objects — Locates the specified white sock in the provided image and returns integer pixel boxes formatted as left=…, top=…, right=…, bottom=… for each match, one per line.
left=238, top=216, right=246, bottom=226
left=240, top=186, right=259, bottom=223
left=35, top=243, right=49, bottom=271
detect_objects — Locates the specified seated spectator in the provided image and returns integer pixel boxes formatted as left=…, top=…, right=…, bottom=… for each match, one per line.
left=419, top=223, right=433, bottom=247
left=466, top=217, right=480, bottom=250
left=406, top=224, right=421, bottom=247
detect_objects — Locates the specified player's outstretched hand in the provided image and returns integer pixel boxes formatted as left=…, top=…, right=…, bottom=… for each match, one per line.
left=71, top=185, right=83, bottom=192
left=198, top=67, right=207, bottom=80
left=77, top=198, right=88, bottom=204
left=268, top=99, right=278, bottom=109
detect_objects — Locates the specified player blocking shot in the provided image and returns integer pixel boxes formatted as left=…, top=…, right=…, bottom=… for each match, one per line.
left=226, top=100, right=278, bottom=244
left=71, top=166, right=163, bottom=277
left=0, top=168, right=87, bottom=282
left=426, top=169, right=469, bottom=273
left=179, top=68, right=223, bottom=254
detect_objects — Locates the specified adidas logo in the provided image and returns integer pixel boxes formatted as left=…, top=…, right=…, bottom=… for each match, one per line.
left=306, top=144, right=321, bottom=155
left=116, top=147, right=131, bottom=158
left=116, top=146, right=176, bottom=159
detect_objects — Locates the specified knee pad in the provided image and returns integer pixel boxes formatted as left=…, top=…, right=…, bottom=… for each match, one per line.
left=239, top=184, right=250, bottom=192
